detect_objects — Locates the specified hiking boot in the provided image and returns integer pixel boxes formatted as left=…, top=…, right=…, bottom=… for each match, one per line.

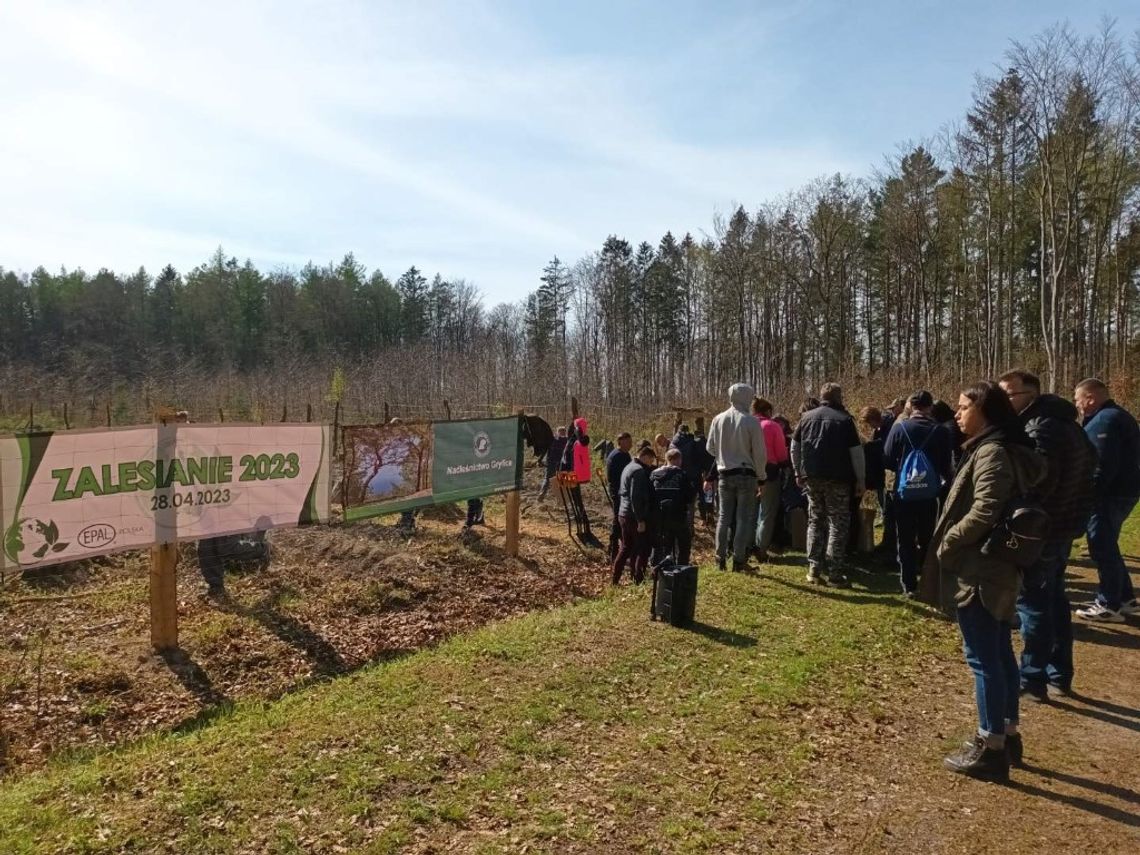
left=204, top=585, right=229, bottom=603
left=1076, top=603, right=1125, bottom=623
left=1020, top=683, right=1049, bottom=704
left=717, top=557, right=727, bottom=571
left=806, top=569, right=826, bottom=585
left=943, top=736, right=1010, bottom=782
left=826, top=572, right=852, bottom=589
left=1120, top=599, right=1140, bottom=617
left=1048, top=679, right=1073, bottom=697
left=732, top=559, right=750, bottom=574
left=1006, top=733, right=1024, bottom=768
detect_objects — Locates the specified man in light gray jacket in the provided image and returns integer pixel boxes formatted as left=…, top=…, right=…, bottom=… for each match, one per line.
left=705, top=383, right=767, bottom=572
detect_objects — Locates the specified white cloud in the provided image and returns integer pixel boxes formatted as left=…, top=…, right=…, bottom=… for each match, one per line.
left=0, top=0, right=854, bottom=299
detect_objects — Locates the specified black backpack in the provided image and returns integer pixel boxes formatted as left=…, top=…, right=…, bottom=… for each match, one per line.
left=651, top=466, right=688, bottom=514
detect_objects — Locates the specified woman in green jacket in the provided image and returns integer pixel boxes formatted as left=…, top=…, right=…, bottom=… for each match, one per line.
left=929, top=381, right=1045, bottom=782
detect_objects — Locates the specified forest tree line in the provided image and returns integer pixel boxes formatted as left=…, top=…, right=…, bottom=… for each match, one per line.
left=2, top=23, right=1139, bottom=415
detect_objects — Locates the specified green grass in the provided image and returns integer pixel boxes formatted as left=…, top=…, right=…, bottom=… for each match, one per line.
left=0, top=559, right=953, bottom=853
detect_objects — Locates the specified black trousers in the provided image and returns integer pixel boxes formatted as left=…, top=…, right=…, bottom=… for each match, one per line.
left=656, top=516, right=692, bottom=565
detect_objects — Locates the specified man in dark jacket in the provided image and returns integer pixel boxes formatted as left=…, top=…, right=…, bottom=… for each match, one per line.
left=1073, top=378, right=1140, bottom=623
left=613, top=446, right=657, bottom=585
left=883, top=390, right=954, bottom=596
left=998, top=371, right=1096, bottom=695
left=651, top=448, right=696, bottom=565
left=670, top=424, right=702, bottom=528
left=791, top=383, right=865, bottom=588
left=605, top=433, right=633, bottom=561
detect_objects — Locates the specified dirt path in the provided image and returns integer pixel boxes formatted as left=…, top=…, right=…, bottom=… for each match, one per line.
left=795, top=558, right=1140, bottom=854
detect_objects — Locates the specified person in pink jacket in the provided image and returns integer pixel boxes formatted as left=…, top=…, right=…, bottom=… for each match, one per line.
left=560, top=416, right=602, bottom=548
left=752, top=397, right=790, bottom=559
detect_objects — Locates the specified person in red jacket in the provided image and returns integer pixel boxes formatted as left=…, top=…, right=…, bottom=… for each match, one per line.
left=752, top=397, right=789, bottom=560
left=560, top=417, right=602, bottom=548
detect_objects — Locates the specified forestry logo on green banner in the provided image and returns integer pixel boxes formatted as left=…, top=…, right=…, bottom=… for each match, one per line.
left=0, top=424, right=331, bottom=572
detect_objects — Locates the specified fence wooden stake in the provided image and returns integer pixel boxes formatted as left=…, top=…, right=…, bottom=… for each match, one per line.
left=306, top=403, right=313, bottom=423
left=384, top=402, right=390, bottom=423
left=281, top=404, right=288, bottom=422
left=149, top=541, right=179, bottom=651
left=505, top=490, right=520, bottom=558
left=218, top=408, right=225, bottom=423
left=27, top=402, right=34, bottom=430
left=444, top=399, right=451, bottom=421
left=106, top=403, right=112, bottom=427
left=332, top=401, right=341, bottom=456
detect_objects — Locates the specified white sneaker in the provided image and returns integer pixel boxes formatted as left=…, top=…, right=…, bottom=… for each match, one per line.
left=1076, top=603, right=1125, bottom=623
left=1120, top=599, right=1140, bottom=617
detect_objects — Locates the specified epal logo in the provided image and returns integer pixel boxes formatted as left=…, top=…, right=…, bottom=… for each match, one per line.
left=4, top=518, right=69, bottom=563
left=78, top=523, right=117, bottom=549
left=473, top=431, right=492, bottom=459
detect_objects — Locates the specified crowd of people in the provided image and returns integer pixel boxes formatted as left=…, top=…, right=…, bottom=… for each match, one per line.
left=544, top=374, right=1140, bottom=783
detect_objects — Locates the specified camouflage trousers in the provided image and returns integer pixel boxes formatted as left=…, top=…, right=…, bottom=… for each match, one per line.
left=804, top=477, right=851, bottom=576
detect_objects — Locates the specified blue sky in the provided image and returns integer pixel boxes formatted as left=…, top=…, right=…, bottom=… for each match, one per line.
left=1, top=1, right=1136, bottom=304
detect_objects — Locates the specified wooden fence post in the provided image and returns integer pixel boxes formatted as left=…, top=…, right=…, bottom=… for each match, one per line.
left=505, top=490, right=521, bottom=558
left=149, top=542, right=179, bottom=650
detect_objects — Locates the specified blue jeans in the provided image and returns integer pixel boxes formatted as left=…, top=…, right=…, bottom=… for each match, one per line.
left=957, top=598, right=1019, bottom=738
left=754, top=477, right=782, bottom=553
left=1017, top=538, right=1074, bottom=690
left=717, top=473, right=758, bottom=563
left=1087, top=496, right=1139, bottom=610
left=893, top=497, right=937, bottom=593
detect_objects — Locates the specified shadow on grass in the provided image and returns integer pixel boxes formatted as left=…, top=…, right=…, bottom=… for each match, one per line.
left=686, top=620, right=757, bottom=648
left=159, top=648, right=230, bottom=709
left=231, top=592, right=349, bottom=677
left=1009, top=770, right=1140, bottom=828
left=1048, top=698, right=1140, bottom=734
left=1068, top=691, right=1140, bottom=720
left=765, top=574, right=905, bottom=607
left=1020, top=763, right=1140, bottom=806
left=1072, top=622, right=1140, bottom=651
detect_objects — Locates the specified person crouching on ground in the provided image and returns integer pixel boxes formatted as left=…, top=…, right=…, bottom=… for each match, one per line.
left=931, top=381, right=1044, bottom=782
left=705, top=383, right=767, bottom=573
left=651, top=447, right=695, bottom=565
left=613, top=446, right=658, bottom=584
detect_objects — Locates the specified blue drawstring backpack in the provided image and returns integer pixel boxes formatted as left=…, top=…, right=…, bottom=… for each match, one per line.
left=896, top=422, right=940, bottom=502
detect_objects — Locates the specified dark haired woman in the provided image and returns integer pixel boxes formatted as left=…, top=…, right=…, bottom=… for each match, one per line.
left=926, top=381, right=1044, bottom=781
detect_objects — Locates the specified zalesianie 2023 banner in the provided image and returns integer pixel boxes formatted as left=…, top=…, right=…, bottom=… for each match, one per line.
left=0, top=424, right=330, bottom=572
left=342, top=416, right=521, bottom=521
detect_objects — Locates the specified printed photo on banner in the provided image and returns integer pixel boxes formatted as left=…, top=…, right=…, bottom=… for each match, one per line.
left=341, top=422, right=434, bottom=512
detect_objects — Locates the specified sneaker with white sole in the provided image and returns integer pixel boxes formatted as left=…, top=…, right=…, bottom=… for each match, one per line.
left=806, top=570, right=826, bottom=585
left=1120, top=599, right=1140, bottom=617
left=1076, top=602, right=1125, bottom=623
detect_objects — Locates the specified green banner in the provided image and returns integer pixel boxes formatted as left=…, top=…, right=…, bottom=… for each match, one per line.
left=430, top=417, right=524, bottom=504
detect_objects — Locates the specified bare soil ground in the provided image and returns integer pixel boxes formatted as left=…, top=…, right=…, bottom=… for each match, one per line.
left=781, top=553, right=1140, bottom=854
left=0, top=495, right=612, bottom=773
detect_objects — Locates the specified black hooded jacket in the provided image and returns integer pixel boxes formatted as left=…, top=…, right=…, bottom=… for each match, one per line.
left=1020, top=393, right=1097, bottom=539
